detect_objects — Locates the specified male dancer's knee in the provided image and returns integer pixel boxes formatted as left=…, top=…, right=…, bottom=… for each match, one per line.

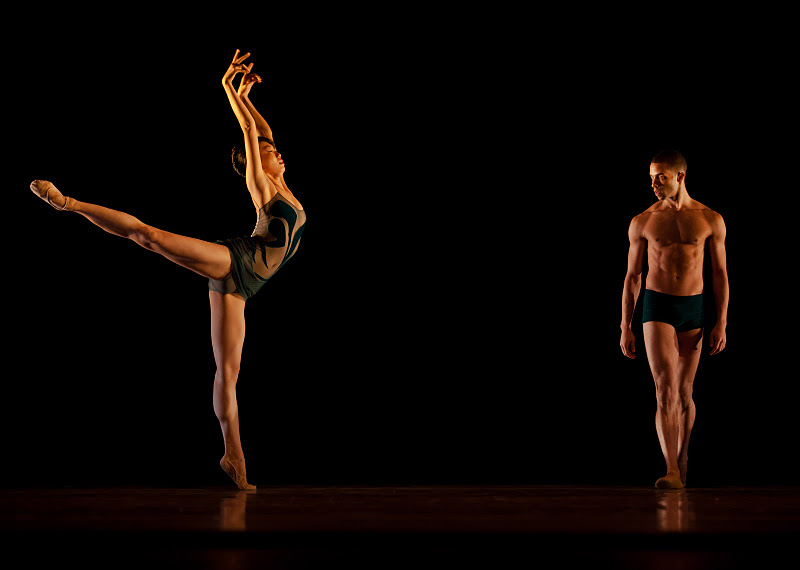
left=656, top=382, right=694, bottom=415
left=678, top=384, right=695, bottom=413
left=655, top=383, right=680, bottom=412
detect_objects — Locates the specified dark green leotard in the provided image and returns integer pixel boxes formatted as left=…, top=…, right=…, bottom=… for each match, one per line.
left=208, top=192, right=306, bottom=300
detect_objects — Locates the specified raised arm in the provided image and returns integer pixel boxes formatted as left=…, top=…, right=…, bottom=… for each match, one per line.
left=237, top=72, right=274, bottom=143
left=621, top=215, right=646, bottom=359
left=222, top=50, right=270, bottom=205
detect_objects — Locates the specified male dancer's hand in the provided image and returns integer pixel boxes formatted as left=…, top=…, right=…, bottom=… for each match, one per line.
left=709, top=323, right=727, bottom=355
left=620, top=328, right=636, bottom=359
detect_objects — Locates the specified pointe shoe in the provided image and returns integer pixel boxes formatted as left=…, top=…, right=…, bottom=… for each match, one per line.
left=655, top=471, right=685, bottom=490
left=30, top=180, right=70, bottom=211
left=220, top=456, right=257, bottom=491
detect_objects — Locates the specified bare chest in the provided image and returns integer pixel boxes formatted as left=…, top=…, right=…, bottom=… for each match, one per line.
left=643, top=211, right=711, bottom=247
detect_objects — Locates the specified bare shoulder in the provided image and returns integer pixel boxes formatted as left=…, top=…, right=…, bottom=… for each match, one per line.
left=628, top=210, right=650, bottom=239
left=633, top=204, right=659, bottom=226
left=695, top=201, right=725, bottom=225
left=690, top=201, right=726, bottom=238
left=642, top=201, right=662, bottom=214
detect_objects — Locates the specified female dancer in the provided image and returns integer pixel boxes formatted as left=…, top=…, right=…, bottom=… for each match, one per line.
left=29, top=50, right=306, bottom=490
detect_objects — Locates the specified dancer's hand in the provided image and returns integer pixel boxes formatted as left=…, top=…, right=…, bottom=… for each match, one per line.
left=222, top=49, right=253, bottom=86
left=620, top=328, right=636, bottom=359
left=709, top=322, right=727, bottom=355
left=238, top=72, right=262, bottom=98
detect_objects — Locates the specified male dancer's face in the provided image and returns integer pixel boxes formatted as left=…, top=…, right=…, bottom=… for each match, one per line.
left=649, top=162, right=683, bottom=201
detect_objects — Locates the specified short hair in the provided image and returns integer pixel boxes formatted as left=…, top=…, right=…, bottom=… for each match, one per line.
left=650, top=149, right=687, bottom=174
left=231, top=137, right=276, bottom=178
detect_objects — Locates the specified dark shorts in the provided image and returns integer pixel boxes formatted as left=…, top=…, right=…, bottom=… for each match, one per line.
left=642, top=289, right=704, bottom=332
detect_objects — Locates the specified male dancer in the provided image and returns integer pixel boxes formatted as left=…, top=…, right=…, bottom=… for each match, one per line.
left=620, top=149, right=728, bottom=489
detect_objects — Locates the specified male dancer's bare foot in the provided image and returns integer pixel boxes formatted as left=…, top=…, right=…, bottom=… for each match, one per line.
left=30, top=180, right=70, bottom=210
left=220, top=456, right=257, bottom=491
left=655, top=471, right=685, bottom=489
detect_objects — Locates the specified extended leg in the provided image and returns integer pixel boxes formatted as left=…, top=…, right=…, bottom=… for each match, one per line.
left=209, top=290, right=255, bottom=490
left=643, top=321, right=684, bottom=489
left=30, top=180, right=231, bottom=280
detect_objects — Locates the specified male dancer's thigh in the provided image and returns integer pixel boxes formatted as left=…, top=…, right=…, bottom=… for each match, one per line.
left=644, top=323, right=703, bottom=386
left=643, top=321, right=680, bottom=385
left=676, top=328, right=703, bottom=384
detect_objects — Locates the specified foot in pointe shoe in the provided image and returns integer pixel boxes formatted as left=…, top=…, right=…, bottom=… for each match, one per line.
left=30, top=180, right=70, bottom=211
left=220, top=456, right=257, bottom=491
left=655, top=471, right=685, bottom=490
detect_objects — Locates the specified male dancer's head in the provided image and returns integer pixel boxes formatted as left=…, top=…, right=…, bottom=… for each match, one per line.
left=650, top=149, right=687, bottom=202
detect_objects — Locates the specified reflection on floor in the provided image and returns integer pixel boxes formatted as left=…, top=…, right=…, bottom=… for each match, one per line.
left=2, top=486, right=798, bottom=568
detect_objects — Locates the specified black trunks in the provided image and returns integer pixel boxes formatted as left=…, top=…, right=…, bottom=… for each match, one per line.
left=642, top=289, right=704, bottom=332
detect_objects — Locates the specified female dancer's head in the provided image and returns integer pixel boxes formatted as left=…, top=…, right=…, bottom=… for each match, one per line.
left=231, top=137, right=285, bottom=178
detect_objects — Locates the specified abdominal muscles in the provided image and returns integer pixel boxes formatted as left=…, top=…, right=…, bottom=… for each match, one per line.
left=646, top=243, right=705, bottom=296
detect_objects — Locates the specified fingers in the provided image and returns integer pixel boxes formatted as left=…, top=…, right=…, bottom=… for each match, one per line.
left=232, top=49, right=251, bottom=64
left=709, top=334, right=726, bottom=355
left=229, top=51, right=259, bottom=81
left=234, top=63, right=252, bottom=72
left=229, top=62, right=253, bottom=79
left=620, top=340, right=636, bottom=359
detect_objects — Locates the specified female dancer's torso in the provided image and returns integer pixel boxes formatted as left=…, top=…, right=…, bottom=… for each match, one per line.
left=208, top=191, right=306, bottom=300
left=252, top=191, right=306, bottom=275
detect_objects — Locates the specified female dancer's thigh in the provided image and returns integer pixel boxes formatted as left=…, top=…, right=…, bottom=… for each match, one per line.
left=209, top=290, right=247, bottom=376
left=143, top=226, right=232, bottom=281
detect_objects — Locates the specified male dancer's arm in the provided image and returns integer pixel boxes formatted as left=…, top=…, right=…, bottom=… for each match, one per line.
left=708, top=213, right=729, bottom=355
left=621, top=216, right=645, bottom=359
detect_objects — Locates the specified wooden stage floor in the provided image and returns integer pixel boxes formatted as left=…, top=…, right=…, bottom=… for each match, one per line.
left=2, top=485, right=799, bottom=568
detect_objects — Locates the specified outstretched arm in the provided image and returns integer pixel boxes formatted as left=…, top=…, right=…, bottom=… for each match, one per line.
left=222, top=50, right=270, bottom=204
left=237, top=72, right=274, bottom=143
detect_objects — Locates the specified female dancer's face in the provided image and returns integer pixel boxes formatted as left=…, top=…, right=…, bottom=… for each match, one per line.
left=259, top=140, right=285, bottom=177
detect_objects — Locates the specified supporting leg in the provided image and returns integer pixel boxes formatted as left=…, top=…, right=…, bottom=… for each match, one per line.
left=209, top=290, right=255, bottom=491
left=643, top=321, right=685, bottom=489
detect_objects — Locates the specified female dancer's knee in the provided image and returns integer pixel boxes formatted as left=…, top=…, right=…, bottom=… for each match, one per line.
left=215, top=364, right=241, bottom=386
left=213, top=366, right=240, bottom=423
left=131, top=223, right=164, bottom=251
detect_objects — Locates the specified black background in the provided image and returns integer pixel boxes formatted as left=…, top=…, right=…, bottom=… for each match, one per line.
left=3, top=10, right=793, bottom=488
